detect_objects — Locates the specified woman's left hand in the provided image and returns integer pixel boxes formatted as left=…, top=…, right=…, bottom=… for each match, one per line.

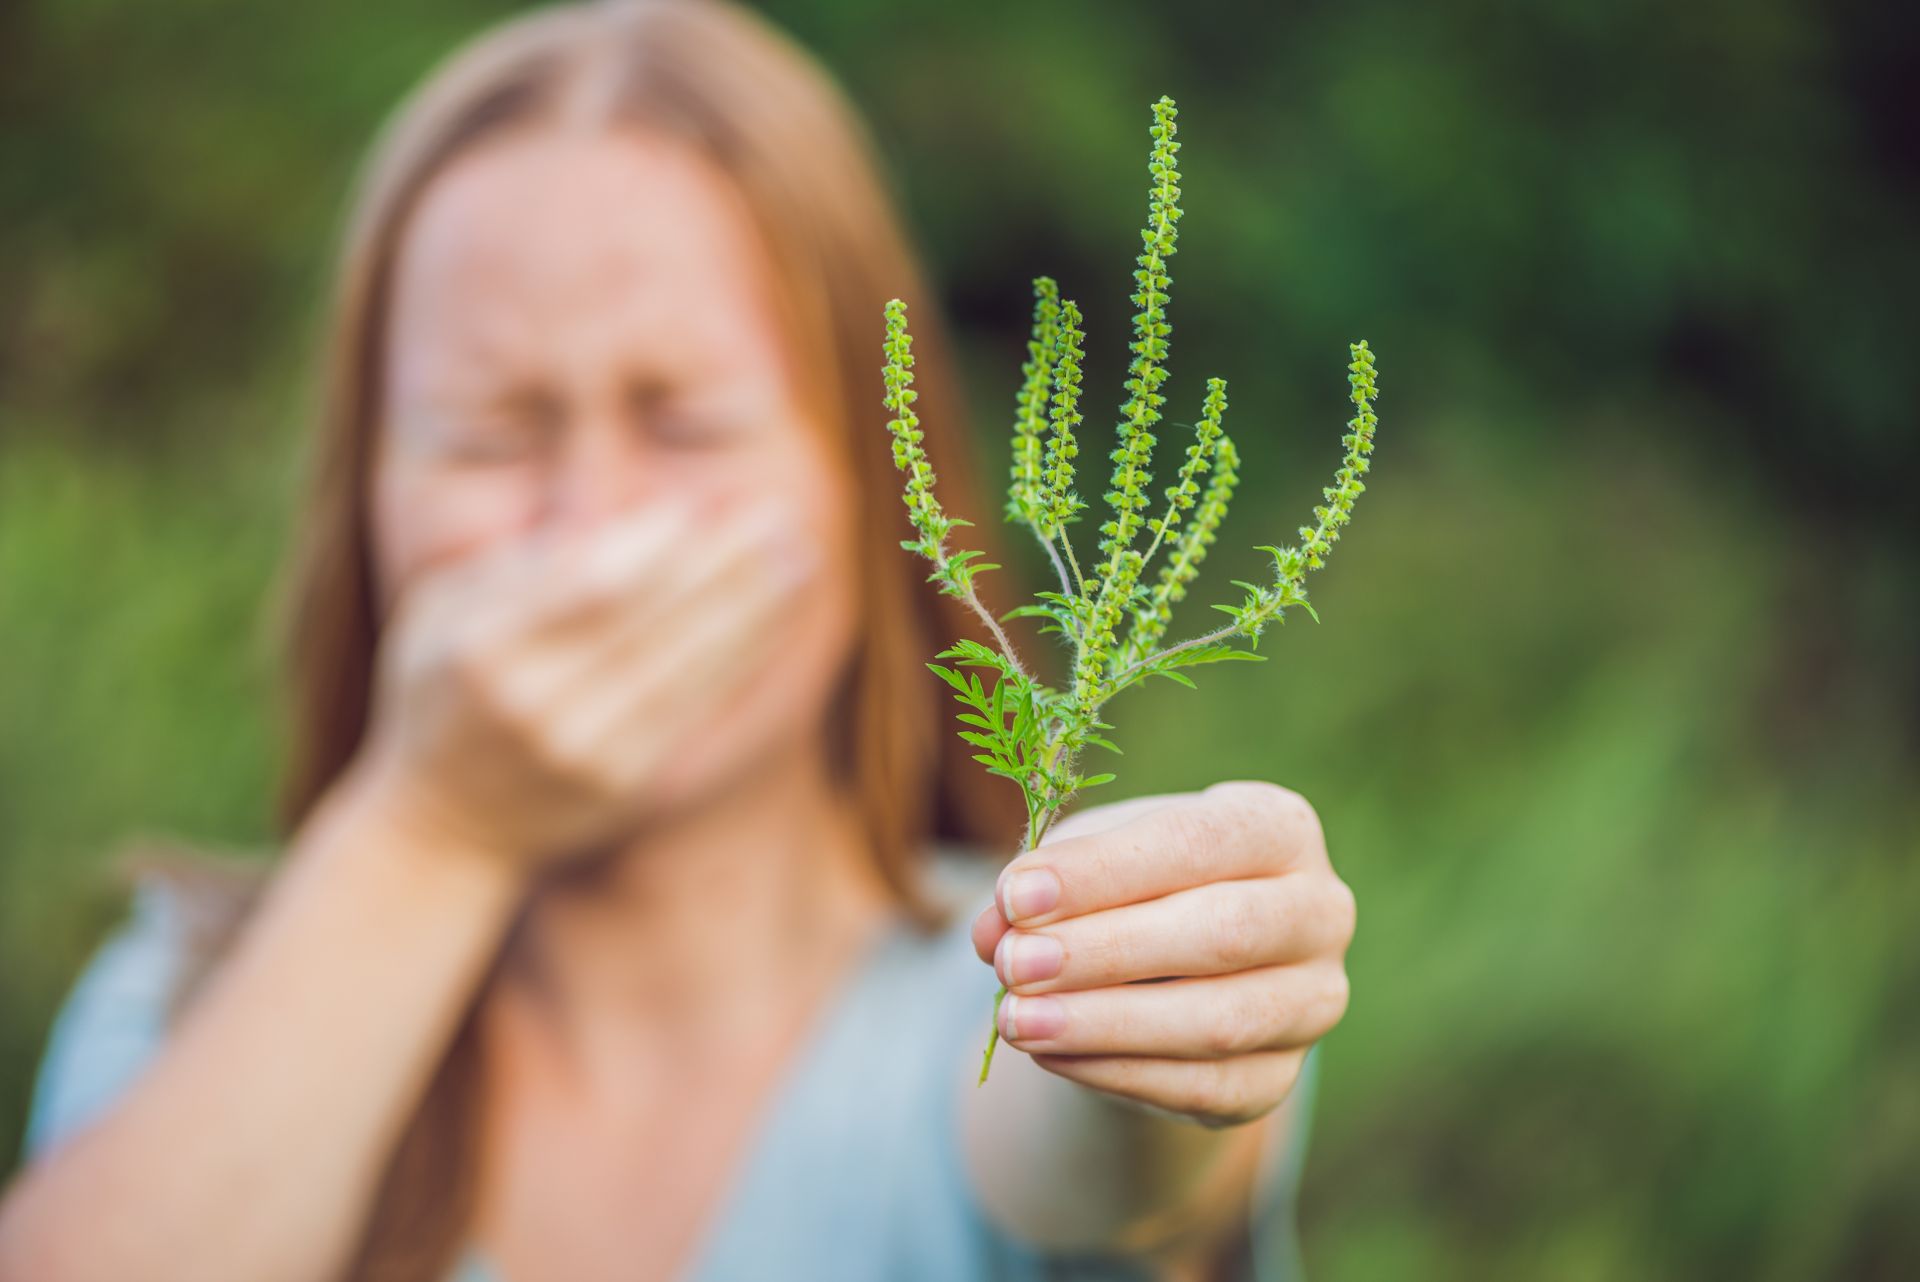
left=970, top=781, right=1356, bottom=1129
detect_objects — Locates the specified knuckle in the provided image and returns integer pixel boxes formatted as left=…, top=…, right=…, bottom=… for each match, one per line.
left=1276, top=788, right=1327, bottom=857
left=1212, top=779, right=1307, bottom=827
left=1078, top=924, right=1133, bottom=984
left=1206, top=892, right=1266, bottom=973
left=1326, top=874, right=1358, bottom=947
left=1203, top=779, right=1278, bottom=812
left=1204, top=987, right=1268, bottom=1058
left=1206, top=780, right=1325, bottom=867
left=1159, top=802, right=1230, bottom=884
left=1265, top=1055, right=1305, bottom=1112
left=1178, top=1061, right=1247, bottom=1128
left=1315, top=966, right=1352, bottom=1033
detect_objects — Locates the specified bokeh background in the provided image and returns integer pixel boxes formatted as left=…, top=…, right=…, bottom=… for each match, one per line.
left=3, top=0, right=1916, bottom=1276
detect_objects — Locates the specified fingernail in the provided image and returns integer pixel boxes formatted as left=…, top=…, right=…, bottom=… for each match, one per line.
left=1000, top=993, right=1066, bottom=1043
left=997, top=932, right=1064, bottom=986
left=998, top=868, right=1060, bottom=924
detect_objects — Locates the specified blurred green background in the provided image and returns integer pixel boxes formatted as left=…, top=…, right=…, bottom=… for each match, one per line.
left=3, top=0, right=1915, bottom=1276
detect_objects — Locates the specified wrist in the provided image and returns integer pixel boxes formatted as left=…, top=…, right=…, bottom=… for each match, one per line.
left=311, top=761, right=531, bottom=912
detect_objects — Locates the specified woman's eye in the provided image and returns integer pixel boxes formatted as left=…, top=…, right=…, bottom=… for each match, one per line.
left=627, top=385, right=734, bottom=448
left=438, top=392, right=559, bottom=463
left=445, top=424, right=539, bottom=462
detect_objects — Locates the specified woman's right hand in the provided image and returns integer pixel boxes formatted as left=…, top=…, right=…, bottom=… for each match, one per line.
left=345, top=497, right=816, bottom=876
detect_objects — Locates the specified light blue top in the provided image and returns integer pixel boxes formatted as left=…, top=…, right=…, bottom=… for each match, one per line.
left=24, top=854, right=1315, bottom=1281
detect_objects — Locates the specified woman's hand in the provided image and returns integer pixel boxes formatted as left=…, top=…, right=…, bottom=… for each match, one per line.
left=969, top=781, right=1355, bottom=1128
left=346, top=498, right=816, bottom=875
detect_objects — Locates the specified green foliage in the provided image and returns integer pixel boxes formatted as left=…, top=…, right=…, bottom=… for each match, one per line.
left=882, top=95, right=1383, bottom=1082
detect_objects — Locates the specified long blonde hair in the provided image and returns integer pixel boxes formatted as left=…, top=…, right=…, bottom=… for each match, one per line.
left=206, top=2, right=1023, bottom=1275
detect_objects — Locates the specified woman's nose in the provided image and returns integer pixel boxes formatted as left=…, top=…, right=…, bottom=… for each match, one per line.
left=541, top=416, right=661, bottom=533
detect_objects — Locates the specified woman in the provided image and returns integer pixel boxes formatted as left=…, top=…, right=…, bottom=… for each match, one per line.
left=0, top=2, right=1356, bottom=1279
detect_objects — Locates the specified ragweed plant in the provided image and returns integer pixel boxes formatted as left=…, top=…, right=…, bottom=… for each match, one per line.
left=882, top=95, right=1382, bottom=1084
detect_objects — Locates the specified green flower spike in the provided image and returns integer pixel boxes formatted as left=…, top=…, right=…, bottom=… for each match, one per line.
left=879, top=100, right=1383, bottom=1086
left=1078, top=93, right=1184, bottom=706
left=1006, top=277, right=1061, bottom=531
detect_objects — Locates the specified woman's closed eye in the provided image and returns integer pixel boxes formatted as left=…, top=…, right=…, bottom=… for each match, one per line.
left=627, top=380, right=755, bottom=450
left=428, top=388, right=561, bottom=465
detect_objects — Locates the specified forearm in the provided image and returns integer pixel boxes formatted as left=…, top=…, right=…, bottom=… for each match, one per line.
left=959, top=1044, right=1283, bottom=1261
left=0, top=773, right=523, bottom=1282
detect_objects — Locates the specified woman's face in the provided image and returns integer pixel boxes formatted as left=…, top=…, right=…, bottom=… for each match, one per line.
left=370, top=127, right=860, bottom=811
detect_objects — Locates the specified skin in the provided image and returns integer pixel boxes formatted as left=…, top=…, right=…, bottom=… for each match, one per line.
left=0, top=125, right=1354, bottom=1282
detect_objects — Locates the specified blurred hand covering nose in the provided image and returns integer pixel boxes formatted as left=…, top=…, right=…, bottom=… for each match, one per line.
left=356, top=492, right=819, bottom=868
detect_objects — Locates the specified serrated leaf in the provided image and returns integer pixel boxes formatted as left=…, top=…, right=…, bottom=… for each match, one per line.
left=1156, top=643, right=1265, bottom=670
left=926, top=663, right=972, bottom=696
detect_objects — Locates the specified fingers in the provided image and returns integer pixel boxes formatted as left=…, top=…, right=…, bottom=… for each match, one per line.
left=996, top=961, right=1349, bottom=1058
left=993, top=782, right=1327, bottom=931
left=992, top=872, right=1356, bottom=994
left=1028, top=1048, right=1307, bottom=1129
left=406, top=497, right=704, bottom=644
left=515, top=501, right=810, bottom=711
left=553, top=533, right=816, bottom=772
left=971, top=900, right=1011, bottom=967
left=519, top=498, right=795, bottom=649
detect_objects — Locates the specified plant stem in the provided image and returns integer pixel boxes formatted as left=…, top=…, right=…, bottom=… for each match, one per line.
left=1059, top=532, right=1089, bottom=600
left=1039, top=535, right=1073, bottom=600
left=944, top=563, right=1029, bottom=682
left=979, top=983, right=1010, bottom=1084
left=979, top=798, right=1066, bottom=1086
left=1105, top=619, right=1244, bottom=693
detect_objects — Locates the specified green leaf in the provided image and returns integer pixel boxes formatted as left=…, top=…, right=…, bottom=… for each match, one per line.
left=1157, top=643, right=1265, bottom=670
left=926, top=663, right=972, bottom=696
left=1080, top=773, right=1118, bottom=788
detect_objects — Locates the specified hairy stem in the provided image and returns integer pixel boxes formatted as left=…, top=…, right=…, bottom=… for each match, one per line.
left=1107, top=619, right=1245, bottom=692
left=952, top=573, right=1027, bottom=681
left=1059, top=533, right=1089, bottom=601
left=1039, top=535, right=1073, bottom=600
